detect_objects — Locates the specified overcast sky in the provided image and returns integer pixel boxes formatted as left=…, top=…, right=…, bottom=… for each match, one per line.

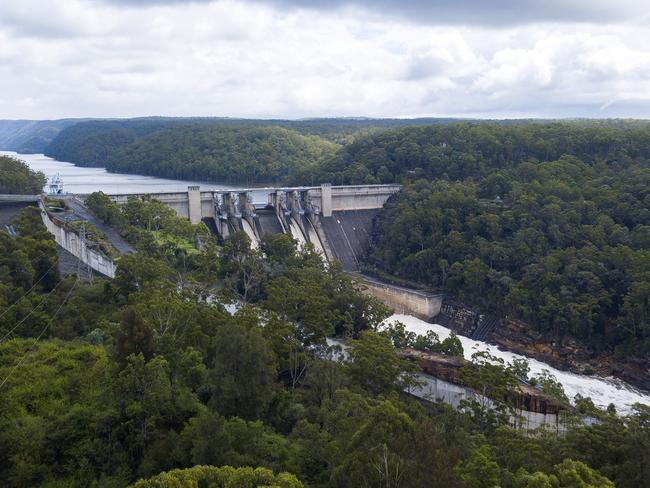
left=1, top=0, right=649, bottom=119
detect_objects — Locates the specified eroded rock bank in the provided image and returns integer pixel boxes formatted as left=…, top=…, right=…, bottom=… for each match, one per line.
left=490, top=318, right=650, bottom=393
left=394, top=313, right=650, bottom=413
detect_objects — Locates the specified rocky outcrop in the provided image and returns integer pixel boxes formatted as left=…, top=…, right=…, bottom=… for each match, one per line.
left=438, top=305, right=650, bottom=393
left=492, top=318, right=650, bottom=393
left=400, top=348, right=573, bottom=416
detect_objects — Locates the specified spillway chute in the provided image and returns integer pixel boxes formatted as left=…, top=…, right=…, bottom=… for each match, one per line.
left=241, top=219, right=259, bottom=250
left=305, top=217, right=327, bottom=262
left=288, top=217, right=308, bottom=249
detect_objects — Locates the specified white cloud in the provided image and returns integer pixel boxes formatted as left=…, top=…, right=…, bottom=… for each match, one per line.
left=0, top=0, right=649, bottom=119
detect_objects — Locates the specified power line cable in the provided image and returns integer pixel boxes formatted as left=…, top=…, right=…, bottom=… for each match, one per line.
left=0, top=276, right=68, bottom=343
left=0, top=277, right=79, bottom=391
left=0, top=259, right=59, bottom=322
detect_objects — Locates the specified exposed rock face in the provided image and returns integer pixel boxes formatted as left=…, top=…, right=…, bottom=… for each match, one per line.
left=436, top=299, right=650, bottom=393
left=401, top=349, right=466, bottom=385
left=399, top=348, right=572, bottom=416
left=492, top=319, right=650, bottom=393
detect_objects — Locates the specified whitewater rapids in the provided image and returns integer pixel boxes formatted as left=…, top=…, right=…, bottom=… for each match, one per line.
left=387, top=314, right=650, bottom=415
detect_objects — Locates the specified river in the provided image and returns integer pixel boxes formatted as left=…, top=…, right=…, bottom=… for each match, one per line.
left=6, top=151, right=649, bottom=414
left=391, top=314, right=650, bottom=415
left=1, top=151, right=237, bottom=194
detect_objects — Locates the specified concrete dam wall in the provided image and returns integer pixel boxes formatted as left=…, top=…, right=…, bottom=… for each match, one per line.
left=40, top=205, right=116, bottom=278
left=103, top=183, right=443, bottom=321
left=360, top=276, right=443, bottom=320
left=104, top=184, right=398, bottom=265
left=2, top=186, right=439, bottom=321
left=319, top=209, right=380, bottom=271
left=105, top=184, right=401, bottom=222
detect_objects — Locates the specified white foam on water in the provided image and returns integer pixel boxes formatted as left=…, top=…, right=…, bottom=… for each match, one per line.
left=386, top=314, right=650, bottom=415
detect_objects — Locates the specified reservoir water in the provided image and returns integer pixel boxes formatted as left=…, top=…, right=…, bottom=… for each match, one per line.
left=2, top=151, right=237, bottom=194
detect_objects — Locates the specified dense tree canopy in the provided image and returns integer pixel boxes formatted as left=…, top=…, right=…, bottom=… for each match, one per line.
left=304, top=121, right=650, bottom=185
left=2, top=124, right=648, bottom=487
left=367, top=166, right=650, bottom=357
left=0, top=155, right=46, bottom=194
left=131, top=465, right=304, bottom=488
left=44, top=119, right=185, bottom=167
left=104, top=125, right=337, bottom=185
left=0, top=201, right=630, bottom=487
left=39, top=116, right=452, bottom=169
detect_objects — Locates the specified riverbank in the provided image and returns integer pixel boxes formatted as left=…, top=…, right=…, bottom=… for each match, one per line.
left=0, top=151, right=237, bottom=194
left=390, top=313, right=650, bottom=414
left=490, top=318, right=650, bottom=393
left=408, top=292, right=650, bottom=395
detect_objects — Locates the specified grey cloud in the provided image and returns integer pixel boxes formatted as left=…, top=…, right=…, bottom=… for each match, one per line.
left=91, top=0, right=647, bottom=26
left=404, top=55, right=448, bottom=81
left=243, top=0, right=644, bottom=26
left=1, top=0, right=649, bottom=119
left=94, top=0, right=213, bottom=5
left=0, top=11, right=86, bottom=39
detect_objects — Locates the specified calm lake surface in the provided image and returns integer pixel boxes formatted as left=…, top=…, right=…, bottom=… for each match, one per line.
left=2, top=151, right=237, bottom=194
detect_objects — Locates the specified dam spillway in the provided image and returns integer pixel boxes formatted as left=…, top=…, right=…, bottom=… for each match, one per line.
left=101, top=183, right=444, bottom=320
left=319, top=209, right=381, bottom=271
left=256, top=208, right=284, bottom=235
left=22, top=183, right=443, bottom=323
left=103, top=183, right=401, bottom=272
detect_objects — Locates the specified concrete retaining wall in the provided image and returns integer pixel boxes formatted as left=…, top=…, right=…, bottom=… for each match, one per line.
left=40, top=207, right=116, bottom=278
left=360, top=276, right=443, bottom=320
left=411, top=373, right=578, bottom=434
left=328, top=338, right=582, bottom=433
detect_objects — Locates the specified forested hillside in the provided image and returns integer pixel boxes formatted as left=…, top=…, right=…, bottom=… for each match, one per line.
left=0, top=119, right=81, bottom=153
left=304, top=121, right=650, bottom=184
left=0, top=155, right=46, bottom=194
left=105, top=125, right=338, bottom=185
left=44, top=119, right=191, bottom=167
left=0, top=157, right=647, bottom=487
left=308, top=122, right=650, bottom=362
left=42, top=117, right=456, bottom=183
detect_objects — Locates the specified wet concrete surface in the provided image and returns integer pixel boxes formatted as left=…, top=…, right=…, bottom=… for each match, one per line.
left=319, top=209, right=379, bottom=271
